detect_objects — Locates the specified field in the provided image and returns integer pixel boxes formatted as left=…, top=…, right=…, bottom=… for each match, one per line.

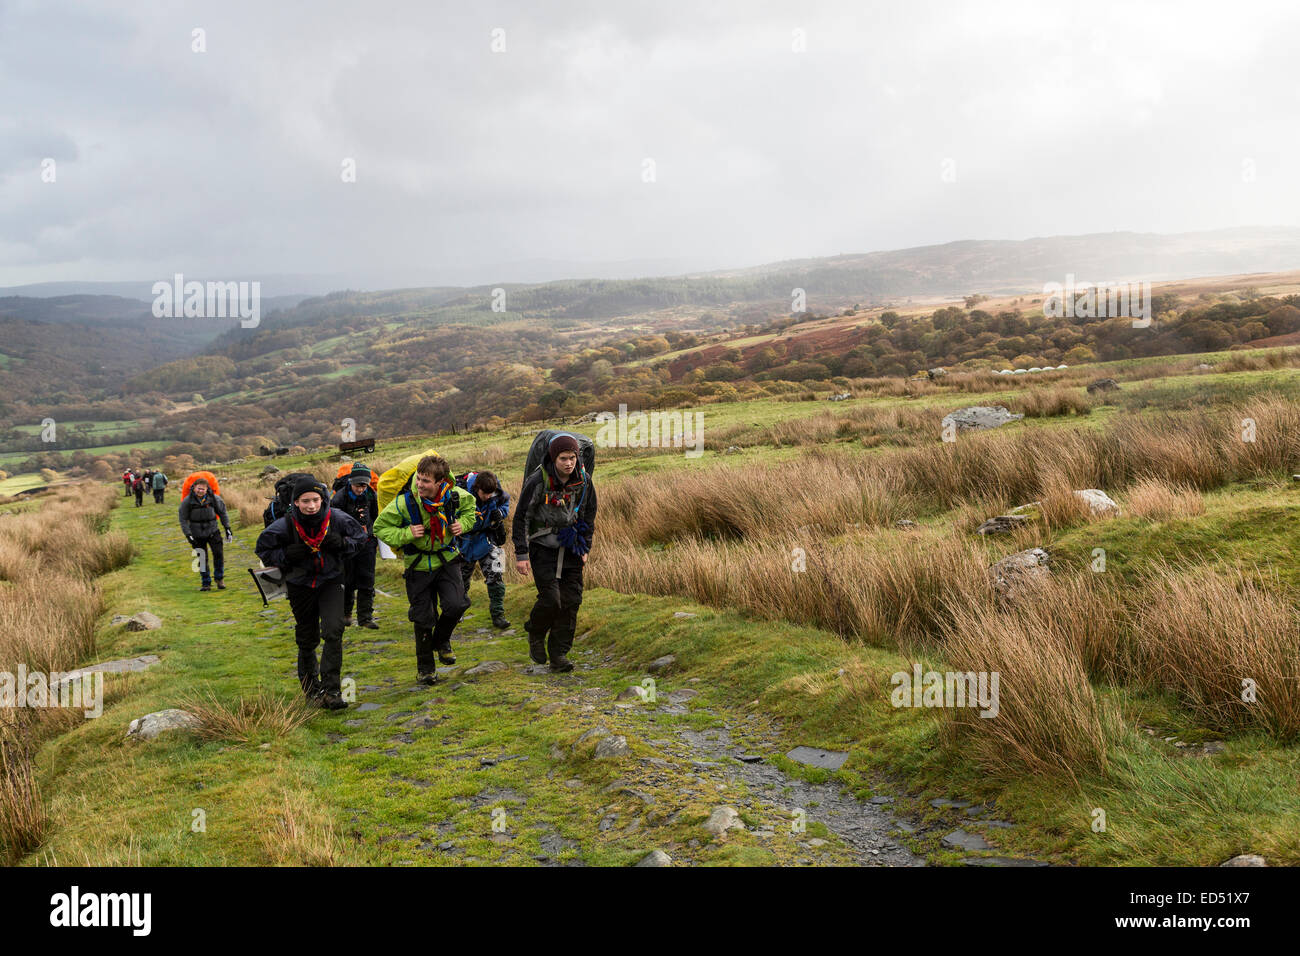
left=5, top=343, right=1300, bottom=866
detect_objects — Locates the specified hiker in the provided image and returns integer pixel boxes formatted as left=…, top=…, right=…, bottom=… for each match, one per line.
left=455, top=470, right=511, bottom=629
left=178, top=478, right=232, bottom=591
left=512, top=433, right=597, bottom=672
left=330, top=463, right=379, bottom=629
left=132, top=473, right=146, bottom=507
left=373, top=454, right=475, bottom=685
left=255, top=477, right=368, bottom=709
left=122, top=470, right=134, bottom=497
left=151, top=469, right=168, bottom=503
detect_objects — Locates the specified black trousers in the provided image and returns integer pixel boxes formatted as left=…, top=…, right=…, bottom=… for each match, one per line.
left=134, top=489, right=144, bottom=506
left=343, top=540, right=377, bottom=621
left=404, top=558, right=470, bottom=671
left=192, top=534, right=225, bottom=585
left=286, top=579, right=345, bottom=694
left=153, top=489, right=165, bottom=503
left=526, top=543, right=584, bottom=658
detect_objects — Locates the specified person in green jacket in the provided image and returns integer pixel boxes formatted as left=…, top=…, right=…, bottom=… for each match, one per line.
left=373, top=454, right=476, bottom=684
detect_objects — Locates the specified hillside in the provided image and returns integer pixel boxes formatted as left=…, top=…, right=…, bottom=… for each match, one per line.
left=6, top=343, right=1299, bottom=867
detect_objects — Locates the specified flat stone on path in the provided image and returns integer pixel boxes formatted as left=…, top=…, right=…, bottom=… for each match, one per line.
left=786, top=746, right=849, bottom=771
left=356, top=702, right=381, bottom=712
left=463, top=661, right=509, bottom=676
left=942, top=829, right=993, bottom=851
left=56, top=655, right=160, bottom=688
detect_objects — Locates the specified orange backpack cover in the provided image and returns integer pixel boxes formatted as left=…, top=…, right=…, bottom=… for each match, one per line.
left=181, top=471, right=221, bottom=498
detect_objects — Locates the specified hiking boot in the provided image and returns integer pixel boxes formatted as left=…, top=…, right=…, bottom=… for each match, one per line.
left=342, top=615, right=353, bottom=627
left=199, top=583, right=212, bottom=592
left=549, top=654, right=574, bottom=673
left=215, top=580, right=226, bottom=590
left=437, top=643, right=456, bottom=665
left=416, top=670, right=439, bottom=686
left=492, top=615, right=512, bottom=630
left=527, top=633, right=547, bottom=665
left=320, top=691, right=348, bottom=710
left=358, top=619, right=380, bottom=629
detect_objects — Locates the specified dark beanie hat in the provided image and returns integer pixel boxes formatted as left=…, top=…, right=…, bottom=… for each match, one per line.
left=548, top=433, right=580, bottom=461
left=347, top=464, right=372, bottom=485
left=292, top=476, right=325, bottom=501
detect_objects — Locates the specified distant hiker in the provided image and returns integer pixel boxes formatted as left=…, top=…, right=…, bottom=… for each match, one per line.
left=151, top=469, right=168, bottom=503
left=132, top=473, right=146, bottom=507
left=330, top=463, right=379, bottom=629
left=512, top=433, right=597, bottom=672
left=455, top=470, right=511, bottom=629
left=178, top=478, right=232, bottom=591
left=255, top=477, right=367, bottom=709
left=122, top=470, right=134, bottom=497
left=373, top=454, right=475, bottom=685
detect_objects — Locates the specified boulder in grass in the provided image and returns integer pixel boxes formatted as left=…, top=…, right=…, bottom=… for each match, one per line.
left=989, top=548, right=1051, bottom=599
left=1073, top=489, right=1120, bottom=517
left=635, top=849, right=672, bottom=867
left=976, top=514, right=1031, bottom=535
left=702, top=806, right=745, bottom=837
left=126, top=709, right=200, bottom=740
left=1220, top=854, right=1266, bottom=867
left=941, top=406, right=1024, bottom=431
left=1086, top=378, right=1120, bottom=394
left=124, top=612, right=162, bottom=631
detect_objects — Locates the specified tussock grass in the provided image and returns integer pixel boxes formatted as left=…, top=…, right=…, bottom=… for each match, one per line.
left=1125, top=478, right=1205, bottom=520
left=0, top=737, right=46, bottom=864
left=1131, top=567, right=1300, bottom=741
left=180, top=689, right=316, bottom=745
left=261, top=790, right=353, bottom=866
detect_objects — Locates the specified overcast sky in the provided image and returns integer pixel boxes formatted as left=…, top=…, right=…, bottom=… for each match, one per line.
left=2, top=0, right=1298, bottom=289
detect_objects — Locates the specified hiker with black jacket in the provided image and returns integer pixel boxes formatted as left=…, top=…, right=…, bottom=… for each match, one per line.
left=373, top=454, right=476, bottom=685
left=512, top=433, right=597, bottom=673
left=330, top=463, right=379, bottom=629
left=456, top=470, right=512, bottom=630
left=255, top=477, right=368, bottom=709
left=132, top=473, right=146, bottom=507
left=178, top=478, right=232, bottom=591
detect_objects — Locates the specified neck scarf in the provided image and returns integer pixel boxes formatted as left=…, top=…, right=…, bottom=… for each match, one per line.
left=544, top=462, right=585, bottom=510
left=290, top=506, right=331, bottom=576
left=420, top=479, right=453, bottom=541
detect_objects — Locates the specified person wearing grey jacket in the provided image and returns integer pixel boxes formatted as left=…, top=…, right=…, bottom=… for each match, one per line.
left=178, top=479, right=232, bottom=591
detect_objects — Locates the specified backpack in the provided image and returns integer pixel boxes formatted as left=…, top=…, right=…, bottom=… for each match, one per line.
left=399, top=485, right=461, bottom=558
left=333, top=463, right=380, bottom=493
left=376, top=448, right=440, bottom=513
left=523, top=430, right=595, bottom=482
left=181, top=471, right=221, bottom=499
left=263, top=471, right=316, bottom=526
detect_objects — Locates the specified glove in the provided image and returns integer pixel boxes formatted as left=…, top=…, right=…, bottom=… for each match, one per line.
left=186, top=536, right=198, bottom=548
left=284, top=542, right=312, bottom=563
left=321, top=524, right=343, bottom=552
left=225, top=528, right=233, bottom=543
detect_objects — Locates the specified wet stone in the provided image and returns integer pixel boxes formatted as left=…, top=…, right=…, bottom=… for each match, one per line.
left=786, top=746, right=849, bottom=771
left=942, top=829, right=993, bottom=851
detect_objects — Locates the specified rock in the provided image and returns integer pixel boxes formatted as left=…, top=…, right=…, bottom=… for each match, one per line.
left=463, top=661, right=509, bottom=676
left=54, top=655, right=161, bottom=690
left=260, top=465, right=280, bottom=476
left=673, top=611, right=696, bottom=619
left=1220, top=854, right=1266, bottom=867
left=786, top=746, right=849, bottom=770
left=894, top=519, right=917, bottom=529
left=1086, top=378, right=1120, bottom=394
left=123, top=612, right=162, bottom=631
left=593, top=736, right=630, bottom=760
left=976, top=514, right=1030, bottom=536
left=827, top=392, right=852, bottom=402
left=723, top=446, right=741, bottom=455
left=666, top=688, right=698, bottom=704
left=930, top=798, right=972, bottom=809
left=941, top=406, right=1024, bottom=431
left=928, top=367, right=947, bottom=378
left=126, top=708, right=200, bottom=740
left=635, top=849, right=672, bottom=867
left=988, top=548, right=1051, bottom=599
left=1073, top=489, right=1120, bottom=517
left=1195, top=363, right=1214, bottom=370
left=647, top=654, right=677, bottom=674
left=701, top=806, right=745, bottom=837
left=942, top=829, right=993, bottom=851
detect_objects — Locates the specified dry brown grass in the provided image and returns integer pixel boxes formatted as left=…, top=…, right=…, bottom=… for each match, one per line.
left=1130, top=566, right=1300, bottom=740
left=220, top=482, right=269, bottom=530
left=939, top=600, right=1122, bottom=780
left=260, top=790, right=353, bottom=866
left=1007, top=386, right=1094, bottom=418
left=179, top=689, right=316, bottom=745
left=1124, top=478, right=1206, bottom=520
left=0, top=736, right=46, bottom=864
